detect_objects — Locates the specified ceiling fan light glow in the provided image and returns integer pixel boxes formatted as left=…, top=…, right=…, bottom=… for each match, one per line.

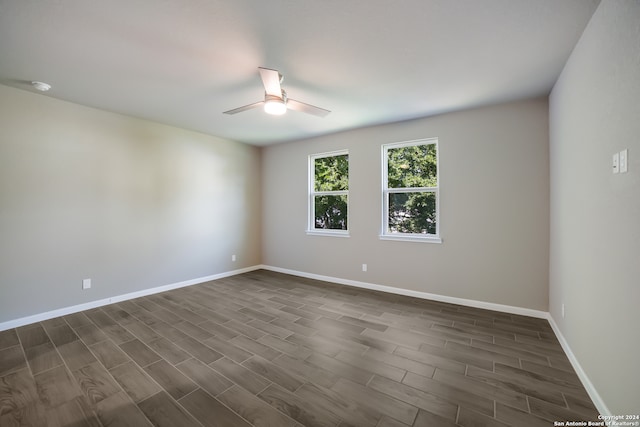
left=264, top=97, right=287, bottom=115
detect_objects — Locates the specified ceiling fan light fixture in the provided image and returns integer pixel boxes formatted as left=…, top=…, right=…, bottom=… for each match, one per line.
left=264, top=94, right=287, bottom=115
left=223, top=68, right=329, bottom=117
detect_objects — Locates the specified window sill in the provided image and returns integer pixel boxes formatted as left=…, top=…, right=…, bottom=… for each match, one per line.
left=379, top=234, right=442, bottom=244
left=306, top=230, right=350, bottom=238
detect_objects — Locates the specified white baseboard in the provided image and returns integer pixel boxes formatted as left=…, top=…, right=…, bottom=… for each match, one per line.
left=0, top=265, right=262, bottom=332
left=259, top=265, right=548, bottom=319
left=546, top=314, right=610, bottom=416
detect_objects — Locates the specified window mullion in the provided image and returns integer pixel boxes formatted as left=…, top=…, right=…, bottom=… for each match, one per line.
left=313, top=190, right=349, bottom=197
left=386, top=187, right=437, bottom=193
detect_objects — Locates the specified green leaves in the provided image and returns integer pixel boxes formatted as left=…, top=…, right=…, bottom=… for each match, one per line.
left=314, top=154, right=348, bottom=191
left=387, top=144, right=437, bottom=189
left=314, top=195, right=348, bottom=230
left=389, top=192, right=436, bottom=234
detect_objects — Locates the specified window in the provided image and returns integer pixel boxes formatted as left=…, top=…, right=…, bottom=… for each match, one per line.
left=382, top=138, right=441, bottom=242
left=308, top=150, right=349, bottom=236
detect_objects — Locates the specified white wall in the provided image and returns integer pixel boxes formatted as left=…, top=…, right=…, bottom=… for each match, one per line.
left=549, top=0, right=640, bottom=414
left=262, top=99, right=549, bottom=311
left=0, top=84, right=261, bottom=324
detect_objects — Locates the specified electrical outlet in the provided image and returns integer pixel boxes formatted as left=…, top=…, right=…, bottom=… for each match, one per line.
left=232, top=254, right=236, bottom=262
left=362, top=264, right=367, bottom=272
left=562, top=303, right=565, bottom=318
left=82, top=279, right=91, bottom=290
left=620, top=149, right=628, bottom=173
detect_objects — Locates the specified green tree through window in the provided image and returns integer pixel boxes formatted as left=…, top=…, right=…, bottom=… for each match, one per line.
left=383, top=139, right=439, bottom=239
left=309, top=152, right=349, bottom=232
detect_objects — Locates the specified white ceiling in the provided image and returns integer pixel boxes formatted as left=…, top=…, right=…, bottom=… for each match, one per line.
left=0, top=0, right=600, bottom=146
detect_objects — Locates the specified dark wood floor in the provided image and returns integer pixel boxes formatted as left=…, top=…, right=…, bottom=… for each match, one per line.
left=1, top=270, right=599, bottom=426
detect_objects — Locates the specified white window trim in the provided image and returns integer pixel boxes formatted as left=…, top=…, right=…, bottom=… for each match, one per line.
left=381, top=138, right=441, bottom=243
left=307, top=149, right=350, bottom=237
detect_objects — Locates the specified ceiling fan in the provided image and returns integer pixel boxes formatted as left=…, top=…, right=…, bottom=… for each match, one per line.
left=223, top=67, right=330, bottom=117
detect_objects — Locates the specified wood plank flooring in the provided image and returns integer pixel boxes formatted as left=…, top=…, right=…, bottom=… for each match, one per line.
left=0, top=270, right=600, bottom=426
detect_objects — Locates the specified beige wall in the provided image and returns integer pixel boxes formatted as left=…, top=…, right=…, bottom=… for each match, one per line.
left=0, top=84, right=261, bottom=324
left=549, top=0, right=640, bottom=413
left=262, top=99, right=550, bottom=311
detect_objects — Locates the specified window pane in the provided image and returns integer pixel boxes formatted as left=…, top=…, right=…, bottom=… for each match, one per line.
left=388, top=192, right=436, bottom=234
left=387, top=144, right=437, bottom=188
left=315, top=154, right=349, bottom=192
left=314, top=195, right=348, bottom=230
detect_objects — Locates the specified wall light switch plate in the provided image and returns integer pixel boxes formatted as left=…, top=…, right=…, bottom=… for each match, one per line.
left=82, top=279, right=91, bottom=290
left=613, top=152, right=620, bottom=174
left=620, top=149, right=628, bottom=173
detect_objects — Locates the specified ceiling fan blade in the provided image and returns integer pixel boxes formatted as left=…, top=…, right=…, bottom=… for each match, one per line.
left=223, top=101, right=264, bottom=115
left=258, top=67, right=282, bottom=97
left=287, top=99, right=331, bottom=117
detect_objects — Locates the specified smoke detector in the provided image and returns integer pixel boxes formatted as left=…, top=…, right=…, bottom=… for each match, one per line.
left=31, top=81, right=51, bottom=92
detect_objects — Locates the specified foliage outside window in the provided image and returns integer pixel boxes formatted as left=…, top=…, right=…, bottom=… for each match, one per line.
left=382, top=138, right=441, bottom=242
left=308, top=151, right=349, bottom=236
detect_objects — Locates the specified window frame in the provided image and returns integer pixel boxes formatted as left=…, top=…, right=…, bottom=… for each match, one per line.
left=381, top=138, right=441, bottom=243
left=307, top=149, right=350, bottom=237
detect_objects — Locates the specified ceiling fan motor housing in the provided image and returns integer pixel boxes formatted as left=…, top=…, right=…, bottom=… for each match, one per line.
left=265, top=90, right=287, bottom=103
